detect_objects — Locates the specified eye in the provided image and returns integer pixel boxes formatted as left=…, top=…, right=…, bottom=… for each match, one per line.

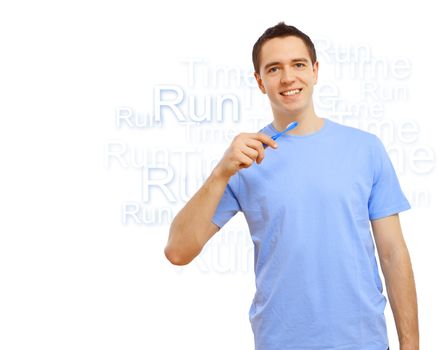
left=295, top=63, right=306, bottom=68
left=268, top=67, right=279, bottom=73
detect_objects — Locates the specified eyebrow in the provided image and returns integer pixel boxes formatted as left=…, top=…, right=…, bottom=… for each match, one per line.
left=263, top=58, right=310, bottom=71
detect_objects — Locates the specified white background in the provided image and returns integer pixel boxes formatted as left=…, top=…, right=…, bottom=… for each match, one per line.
left=0, top=0, right=436, bottom=349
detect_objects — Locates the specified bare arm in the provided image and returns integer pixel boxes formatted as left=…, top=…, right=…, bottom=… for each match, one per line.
left=371, top=214, right=419, bottom=350
left=164, top=168, right=228, bottom=265
left=164, top=132, right=278, bottom=265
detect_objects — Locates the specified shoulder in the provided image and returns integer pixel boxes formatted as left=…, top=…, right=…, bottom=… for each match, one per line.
left=328, top=119, right=379, bottom=147
left=257, top=123, right=275, bottom=136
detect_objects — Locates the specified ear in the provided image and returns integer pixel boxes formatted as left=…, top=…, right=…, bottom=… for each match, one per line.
left=312, top=61, right=319, bottom=85
left=254, top=72, right=267, bottom=94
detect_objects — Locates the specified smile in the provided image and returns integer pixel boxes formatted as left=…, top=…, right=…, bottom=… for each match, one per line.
left=280, top=88, right=303, bottom=96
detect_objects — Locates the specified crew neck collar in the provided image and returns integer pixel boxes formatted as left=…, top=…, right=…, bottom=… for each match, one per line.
left=267, top=118, right=331, bottom=139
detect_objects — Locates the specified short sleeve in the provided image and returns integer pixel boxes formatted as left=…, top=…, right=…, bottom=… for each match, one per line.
left=368, top=135, right=411, bottom=220
left=211, top=172, right=241, bottom=228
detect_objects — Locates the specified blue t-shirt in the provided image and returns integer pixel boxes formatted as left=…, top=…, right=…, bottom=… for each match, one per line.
left=212, top=117, right=411, bottom=350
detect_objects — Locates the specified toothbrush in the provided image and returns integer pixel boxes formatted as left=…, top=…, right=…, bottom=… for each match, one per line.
left=263, top=121, right=299, bottom=148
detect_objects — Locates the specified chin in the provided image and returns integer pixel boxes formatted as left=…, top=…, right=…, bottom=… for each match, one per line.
left=272, top=102, right=306, bottom=117
left=283, top=106, right=304, bottom=116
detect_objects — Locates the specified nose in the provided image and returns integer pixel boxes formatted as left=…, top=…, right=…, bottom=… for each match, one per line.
left=280, top=67, right=296, bottom=84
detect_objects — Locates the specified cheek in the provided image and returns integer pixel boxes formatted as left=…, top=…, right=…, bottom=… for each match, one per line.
left=267, top=87, right=279, bottom=99
left=263, top=82, right=276, bottom=96
left=308, top=72, right=317, bottom=83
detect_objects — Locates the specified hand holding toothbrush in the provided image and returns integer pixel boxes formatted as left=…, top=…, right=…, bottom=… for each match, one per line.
left=262, top=121, right=299, bottom=148
left=213, top=121, right=299, bottom=180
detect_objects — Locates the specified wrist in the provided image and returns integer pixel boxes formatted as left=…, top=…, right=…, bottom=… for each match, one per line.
left=400, top=340, right=419, bottom=350
left=212, top=165, right=232, bottom=183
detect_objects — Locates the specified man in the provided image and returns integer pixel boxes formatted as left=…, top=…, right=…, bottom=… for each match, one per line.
left=164, top=22, right=419, bottom=350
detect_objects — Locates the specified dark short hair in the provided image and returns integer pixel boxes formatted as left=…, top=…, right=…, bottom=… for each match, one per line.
left=252, top=22, right=317, bottom=74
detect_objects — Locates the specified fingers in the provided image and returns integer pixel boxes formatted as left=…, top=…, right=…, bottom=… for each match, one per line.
left=245, top=139, right=265, bottom=164
left=237, top=152, right=254, bottom=169
left=228, top=132, right=278, bottom=173
left=254, top=132, right=278, bottom=149
left=241, top=145, right=259, bottom=164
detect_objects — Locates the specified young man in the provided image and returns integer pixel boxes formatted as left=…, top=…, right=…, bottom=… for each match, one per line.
left=165, top=22, right=419, bottom=350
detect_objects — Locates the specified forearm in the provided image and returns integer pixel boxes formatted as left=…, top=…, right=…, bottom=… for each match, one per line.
left=165, top=167, right=230, bottom=264
left=380, top=248, right=419, bottom=349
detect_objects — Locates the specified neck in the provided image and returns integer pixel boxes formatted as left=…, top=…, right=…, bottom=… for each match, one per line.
left=272, top=105, right=323, bottom=136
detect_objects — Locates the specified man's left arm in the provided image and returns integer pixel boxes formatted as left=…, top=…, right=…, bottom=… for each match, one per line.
left=371, top=214, right=419, bottom=350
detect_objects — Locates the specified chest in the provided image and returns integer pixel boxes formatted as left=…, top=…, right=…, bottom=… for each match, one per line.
left=238, top=144, right=373, bottom=219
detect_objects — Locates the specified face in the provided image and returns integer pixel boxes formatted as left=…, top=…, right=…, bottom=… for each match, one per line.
left=254, top=36, right=319, bottom=118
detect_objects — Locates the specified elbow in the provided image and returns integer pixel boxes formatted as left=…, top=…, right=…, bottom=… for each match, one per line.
left=164, top=245, right=193, bottom=266
left=164, top=223, right=201, bottom=265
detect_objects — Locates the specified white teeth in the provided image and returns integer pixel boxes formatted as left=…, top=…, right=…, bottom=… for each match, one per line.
left=281, top=89, right=301, bottom=96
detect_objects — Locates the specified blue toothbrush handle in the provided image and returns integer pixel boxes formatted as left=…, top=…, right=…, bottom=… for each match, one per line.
left=263, top=134, right=279, bottom=148
left=262, top=121, right=298, bottom=148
